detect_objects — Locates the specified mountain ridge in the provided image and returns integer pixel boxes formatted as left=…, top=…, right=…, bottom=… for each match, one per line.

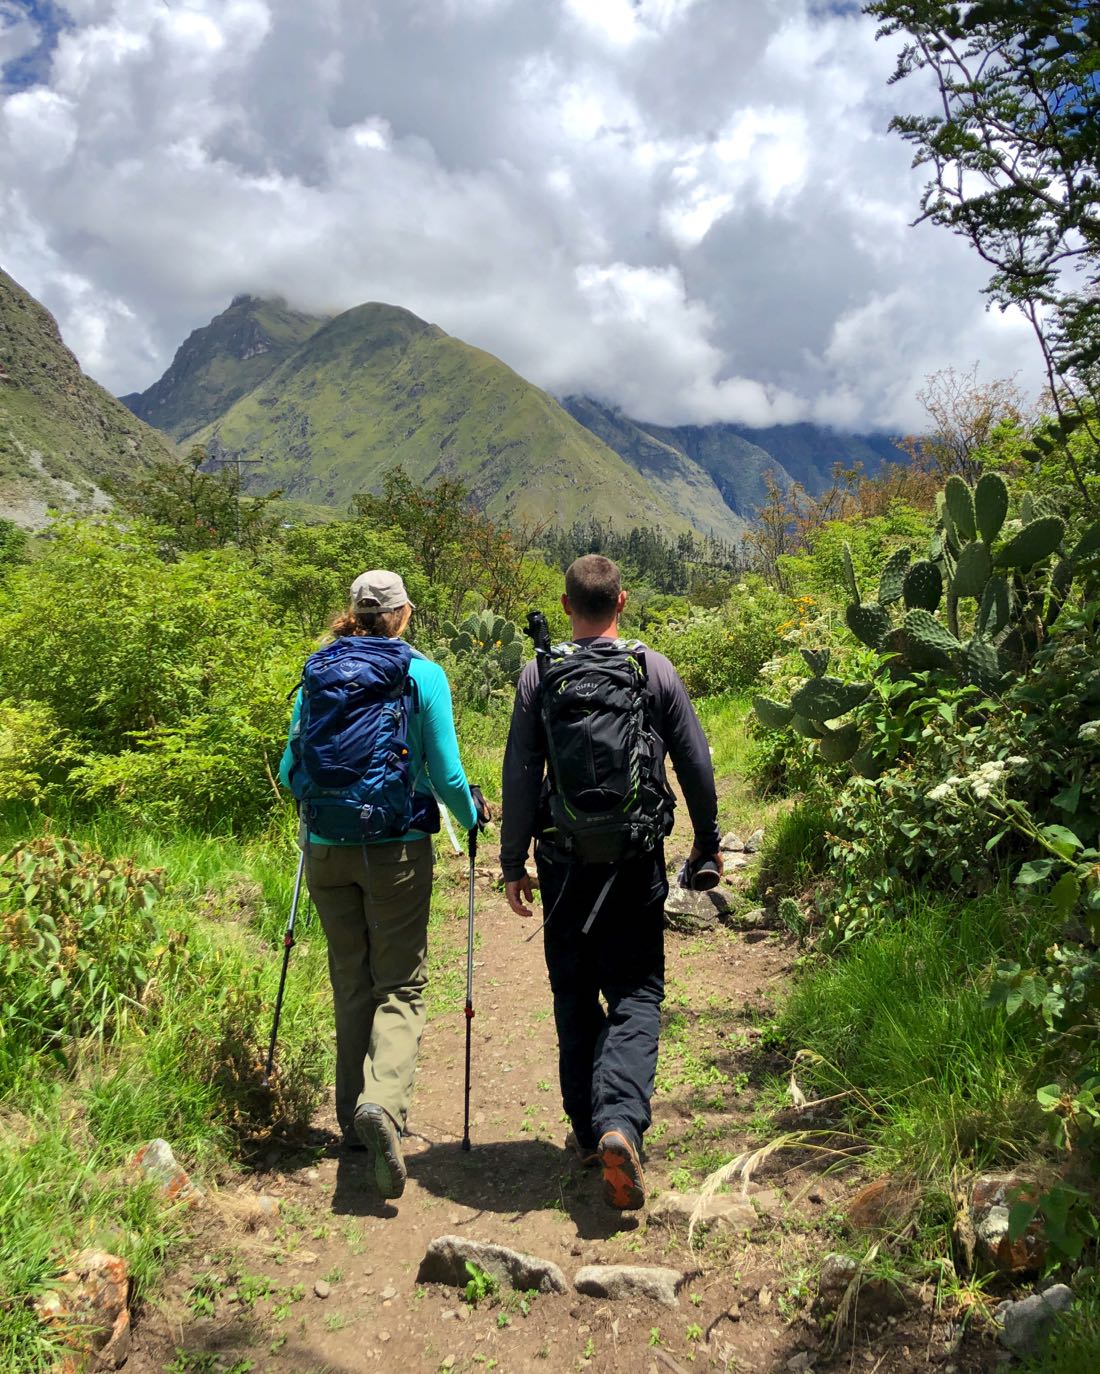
left=128, top=297, right=751, bottom=541
left=119, top=294, right=903, bottom=539
left=0, top=267, right=174, bottom=527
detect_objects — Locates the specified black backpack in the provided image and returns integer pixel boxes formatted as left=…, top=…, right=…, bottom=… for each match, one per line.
left=535, top=639, right=674, bottom=864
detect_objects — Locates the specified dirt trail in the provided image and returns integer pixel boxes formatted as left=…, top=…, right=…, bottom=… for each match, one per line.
left=129, top=842, right=996, bottom=1374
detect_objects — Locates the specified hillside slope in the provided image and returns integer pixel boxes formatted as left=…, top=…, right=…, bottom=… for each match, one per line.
left=121, top=295, right=326, bottom=440
left=565, top=400, right=902, bottom=516
left=188, top=302, right=748, bottom=539
left=0, top=268, right=174, bottom=527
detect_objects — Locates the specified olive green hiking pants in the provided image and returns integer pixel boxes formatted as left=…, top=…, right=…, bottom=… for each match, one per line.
left=305, top=838, right=434, bottom=1140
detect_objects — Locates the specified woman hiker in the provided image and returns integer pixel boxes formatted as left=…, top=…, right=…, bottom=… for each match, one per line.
left=279, top=569, right=489, bottom=1199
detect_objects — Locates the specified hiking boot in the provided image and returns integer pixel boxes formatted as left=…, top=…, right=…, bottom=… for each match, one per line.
left=354, top=1102, right=407, bottom=1199
left=598, top=1128, right=645, bottom=1210
left=565, top=1130, right=599, bottom=1168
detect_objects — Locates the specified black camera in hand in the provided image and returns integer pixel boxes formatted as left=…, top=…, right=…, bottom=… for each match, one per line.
left=524, top=609, right=550, bottom=654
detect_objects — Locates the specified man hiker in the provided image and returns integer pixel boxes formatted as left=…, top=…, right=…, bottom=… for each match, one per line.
left=500, top=554, right=721, bottom=1210
left=280, top=569, right=489, bottom=1200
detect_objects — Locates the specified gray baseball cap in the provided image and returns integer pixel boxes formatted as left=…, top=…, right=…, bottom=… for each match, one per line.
left=350, top=569, right=414, bottom=612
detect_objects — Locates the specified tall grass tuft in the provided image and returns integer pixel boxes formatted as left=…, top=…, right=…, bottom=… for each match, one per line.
left=779, top=892, right=1055, bottom=1177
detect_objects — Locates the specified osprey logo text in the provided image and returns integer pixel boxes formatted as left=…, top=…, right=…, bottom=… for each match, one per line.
left=572, top=677, right=602, bottom=699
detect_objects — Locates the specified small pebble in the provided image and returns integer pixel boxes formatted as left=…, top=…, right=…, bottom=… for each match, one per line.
left=379, top=1332, right=391, bottom=1344
left=380, top=1284, right=397, bottom=1300
left=314, top=1280, right=331, bottom=1299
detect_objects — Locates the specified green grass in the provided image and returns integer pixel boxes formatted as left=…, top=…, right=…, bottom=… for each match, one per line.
left=779, top=891, right=1054, bottom=1176
left=754, top=795, right=832, bottom=898
left=0, top=815, right=334, bottom=1371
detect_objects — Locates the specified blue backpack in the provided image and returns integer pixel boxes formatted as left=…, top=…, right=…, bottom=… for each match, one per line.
left=288, top=637, right=438, bottom=843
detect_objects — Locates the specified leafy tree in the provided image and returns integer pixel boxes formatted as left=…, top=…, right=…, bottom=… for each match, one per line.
left=352, top=469, right=548, bottom=629
left=867, top=1, right=1100, bottom=505
left=0, top=519, right=28, bottom=570
left=124, top=445, right=284, bottom=553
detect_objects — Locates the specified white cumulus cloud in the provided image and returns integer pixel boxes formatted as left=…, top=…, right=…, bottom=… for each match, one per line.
left=0, top=0, right=1047, bottom=430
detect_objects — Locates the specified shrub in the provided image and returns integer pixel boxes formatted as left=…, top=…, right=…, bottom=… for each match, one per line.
left=0, top=522, right=309, bottom=832
left=648, top=579, right=788, bottom=696
left=0, top=703, right=70, bottom=805
left=0, top=838, right=165, bottom=1090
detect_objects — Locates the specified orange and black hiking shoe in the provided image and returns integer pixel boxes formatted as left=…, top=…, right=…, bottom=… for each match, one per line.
left=598, top=1129, right=645, bottom=1209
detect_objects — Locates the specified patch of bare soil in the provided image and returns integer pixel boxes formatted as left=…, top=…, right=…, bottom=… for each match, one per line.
left=127, top=839, right=1003, bottom=1374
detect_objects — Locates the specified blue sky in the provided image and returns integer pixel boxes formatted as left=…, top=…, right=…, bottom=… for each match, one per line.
left=1, top=2, right=69, bottom=91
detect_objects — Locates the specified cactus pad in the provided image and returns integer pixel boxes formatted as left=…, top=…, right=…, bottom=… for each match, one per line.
left=791, top=675, right=872, bottom=720
left=996, top=516, right=1065, bottom=570
left=974, top=472, right=1009, bottom=543
left=753, top=697, right=795, bottom=731
left=818, top=722, right=861, bottom=764
left=846, top=602, right=892, bottom=649
left=1071, top=521, right=1100, bottom=562
left=903, top=560, right=943, bottom=612
left=842, top=543, right=860, bottom=605
left=903, top=608, right=960, bottom=671
left=877, top=547, right=911, bottom=605
left=953, top=540, right=992, bottom=598
left=801, top=648, right=830, bottom=677
left=964, top=635, right=1002, bottom=693
left=978, top=575, right=1010, bottom=637
left=944, top=475, right=977, bottom=543
left=792, top=714, right=825, bottom=739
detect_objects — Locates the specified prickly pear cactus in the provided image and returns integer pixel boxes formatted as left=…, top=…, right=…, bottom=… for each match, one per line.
left=903, top=560, right=943, bottom=612
left=751, top=470, right=1095, bottom=779
left=443, top=608, right=526, bottom=695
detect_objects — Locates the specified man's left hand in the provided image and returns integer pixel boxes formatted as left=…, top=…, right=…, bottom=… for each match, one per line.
left=505, top=875, right=536, bottom=918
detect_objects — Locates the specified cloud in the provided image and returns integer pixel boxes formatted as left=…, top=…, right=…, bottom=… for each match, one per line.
left=0, top=0, right=1048, bottom=429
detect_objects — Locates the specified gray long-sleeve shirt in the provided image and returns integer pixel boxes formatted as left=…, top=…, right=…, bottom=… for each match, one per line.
left=500, top=637, right=720, bottom=881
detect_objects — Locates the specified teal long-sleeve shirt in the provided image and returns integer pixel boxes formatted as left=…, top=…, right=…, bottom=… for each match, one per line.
left=279, top=646, right=478, bottom=845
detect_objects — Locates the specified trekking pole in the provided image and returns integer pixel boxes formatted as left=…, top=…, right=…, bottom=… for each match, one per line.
left=462, top=826, right=477, bottom=1151
left=263, top=849, right=306, bottom=1085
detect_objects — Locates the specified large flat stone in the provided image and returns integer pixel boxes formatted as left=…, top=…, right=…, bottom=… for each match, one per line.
left=574, top=1264, right=683, bottom=1307
left=663, top=887, right=730, bottom=932
left=1000, top=1285, right=1073, bottom=1356
left=648, top=1191, right=757, bottom=1232
left=418, top=1236, right=567, bottom=1295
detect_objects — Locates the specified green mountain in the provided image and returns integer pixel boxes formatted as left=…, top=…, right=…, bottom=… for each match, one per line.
left=0, top=267, right=174, bottom=527
left=120, top=294, right=326, bottom=440
left=171, top=301, right=748, bottom=540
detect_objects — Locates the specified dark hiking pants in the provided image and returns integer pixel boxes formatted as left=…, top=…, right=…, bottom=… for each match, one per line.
left=535, top=845, right=667, bottom=1152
